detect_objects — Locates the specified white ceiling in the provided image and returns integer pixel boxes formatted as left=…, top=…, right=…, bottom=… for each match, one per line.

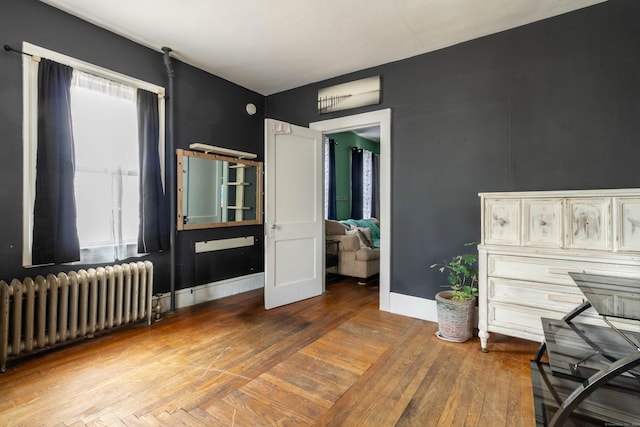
left=40, top=0, right=605, bottom=96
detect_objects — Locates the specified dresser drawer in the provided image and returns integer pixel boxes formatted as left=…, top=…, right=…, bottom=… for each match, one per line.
left=488, top=277, right=585, bottom=313
left=487, top=302, right=603, bottom=340
left=487, top=302, right=565, bottom=342
left=487, top=254, right=640, bottom=286
left=488, top=300, right=640, bottom=341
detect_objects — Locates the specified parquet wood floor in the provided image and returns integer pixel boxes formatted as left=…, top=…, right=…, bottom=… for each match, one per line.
left=0, top=278, right=539, bottom=426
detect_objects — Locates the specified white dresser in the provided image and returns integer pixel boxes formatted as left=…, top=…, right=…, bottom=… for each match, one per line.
left=478, top=189, right=640, bottom=351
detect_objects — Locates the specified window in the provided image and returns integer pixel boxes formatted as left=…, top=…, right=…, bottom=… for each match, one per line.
left=22, top=43, right=165, bottom=266
left=362, top=149, right=373, bottom=219
left=350, top=147, right=378, bottom=220
left=71, top=71, right=140, bottom=261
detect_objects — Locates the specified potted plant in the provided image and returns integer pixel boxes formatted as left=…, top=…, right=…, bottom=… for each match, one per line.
left=430, top=242, right=478, bottom=342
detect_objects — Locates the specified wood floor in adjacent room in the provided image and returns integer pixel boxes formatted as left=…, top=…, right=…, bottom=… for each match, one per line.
left=0, top=278, right=539, bottom=427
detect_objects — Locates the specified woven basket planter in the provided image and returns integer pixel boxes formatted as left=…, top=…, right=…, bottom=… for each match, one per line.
left=435, top=290, right=475, bottom=342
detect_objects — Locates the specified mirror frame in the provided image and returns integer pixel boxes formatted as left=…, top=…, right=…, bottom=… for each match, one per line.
left=176, top=148, right=263, bottom=230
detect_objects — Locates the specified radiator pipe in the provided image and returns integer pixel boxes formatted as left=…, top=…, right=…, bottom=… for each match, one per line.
left=162, top=47, right=176, bottom=313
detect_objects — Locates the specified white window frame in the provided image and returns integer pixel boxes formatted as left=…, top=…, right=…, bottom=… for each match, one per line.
left=22, top=42, right=166, bottom=267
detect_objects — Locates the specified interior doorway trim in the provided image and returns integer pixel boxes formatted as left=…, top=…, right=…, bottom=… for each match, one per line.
left=310, top=108, right=391, bottom=312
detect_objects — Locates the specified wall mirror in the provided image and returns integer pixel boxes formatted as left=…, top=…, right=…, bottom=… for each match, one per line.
left=177, top=149, right=262, bottom=230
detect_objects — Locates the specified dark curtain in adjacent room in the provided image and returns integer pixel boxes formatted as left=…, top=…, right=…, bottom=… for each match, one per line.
left=350, top=147, right=363, bottom=219
left=372, top=153, right=379, bottom=219
left=32, top=59, right=80, bottom=265
left=327, top=138, right=337, bottom=220
left=137, top=89, right=169, bottom=253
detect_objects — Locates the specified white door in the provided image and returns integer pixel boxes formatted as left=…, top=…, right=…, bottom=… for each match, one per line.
left=264, top=119, right=324, bottom=309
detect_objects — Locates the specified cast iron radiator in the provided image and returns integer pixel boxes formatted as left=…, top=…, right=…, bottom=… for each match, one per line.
left=0, top=261, right=153, bottom=372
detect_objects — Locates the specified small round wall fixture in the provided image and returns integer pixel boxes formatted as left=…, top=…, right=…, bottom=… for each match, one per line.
left=245, top=103, right=257, bottom=115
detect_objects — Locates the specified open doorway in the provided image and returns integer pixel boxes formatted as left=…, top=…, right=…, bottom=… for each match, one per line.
left=310, top=109, right=391, bottom=312
left=323, top=128, right=380, bottom=286
left=324, top=127, right=380, bottom=221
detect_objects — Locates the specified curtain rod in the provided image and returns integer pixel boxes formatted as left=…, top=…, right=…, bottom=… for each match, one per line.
left=4, top=44, right=34, bottom=57
left=349, top=146, right=378, bottom=154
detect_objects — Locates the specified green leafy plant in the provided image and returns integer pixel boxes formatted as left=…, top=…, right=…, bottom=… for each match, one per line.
left=430, top=242, right=478, bottom=301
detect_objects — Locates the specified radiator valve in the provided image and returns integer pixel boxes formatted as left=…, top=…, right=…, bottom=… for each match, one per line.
left=153, top=294, right=163, bottom=322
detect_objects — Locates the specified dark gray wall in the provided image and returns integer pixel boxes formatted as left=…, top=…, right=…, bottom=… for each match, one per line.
left=3, top=0, right=639, bottom=301
left=0, top=0, right=264, bottom=293
left=266, top=0, right=640, bottom=299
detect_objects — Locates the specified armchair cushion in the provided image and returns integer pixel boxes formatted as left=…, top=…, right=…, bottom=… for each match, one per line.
left=338, top=234, right=360, bottom=251
left=346, top=227, right=374, bottom=249
left=340, top=218, right=380, bottom=248
left=325, top=219, right=348, bottom=235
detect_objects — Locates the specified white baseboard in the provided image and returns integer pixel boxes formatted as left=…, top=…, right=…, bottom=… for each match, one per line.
left=389, top=292, right=479, bottom=328
left=155, top=277, right=475, bottom=329
left=157, top=273, right=264, bottom=312
left=389, top=292, right=437, bottom=322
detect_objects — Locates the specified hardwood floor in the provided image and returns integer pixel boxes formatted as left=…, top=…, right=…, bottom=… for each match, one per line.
left=0, top=278, right=539, bottom=426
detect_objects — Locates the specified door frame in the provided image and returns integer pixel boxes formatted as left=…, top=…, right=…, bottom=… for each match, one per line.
left=310, top=108, right=391, bottom=312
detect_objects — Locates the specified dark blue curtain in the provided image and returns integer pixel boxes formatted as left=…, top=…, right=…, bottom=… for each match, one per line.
left=328, top=139, right=337, bottom=220
left=32, top=59, right=80, bottom=265
left=350, top=148, right=363, bottom=219
left=137, top=89, right=169, bottom=253
left=372, top=153, right=379, bottom=218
